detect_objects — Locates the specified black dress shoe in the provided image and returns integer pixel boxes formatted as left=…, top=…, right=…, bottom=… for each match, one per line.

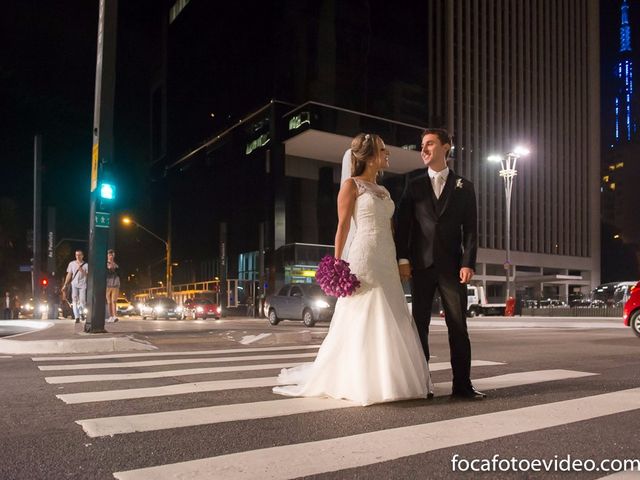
left=451, top=386, right=487, bottom=400
left=426, top=392, right=435, bottom=400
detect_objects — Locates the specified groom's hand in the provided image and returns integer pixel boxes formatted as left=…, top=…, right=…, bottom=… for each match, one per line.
left=399, top=263, right=412, bottom=281
left=459, top=267, right=474, bottom=284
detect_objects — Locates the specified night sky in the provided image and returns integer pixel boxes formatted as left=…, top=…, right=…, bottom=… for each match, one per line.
left=0, top=0, right=633, bottom=294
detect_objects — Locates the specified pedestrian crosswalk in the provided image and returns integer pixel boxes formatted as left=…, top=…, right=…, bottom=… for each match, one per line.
left=31, top=344, right=639, bottom=479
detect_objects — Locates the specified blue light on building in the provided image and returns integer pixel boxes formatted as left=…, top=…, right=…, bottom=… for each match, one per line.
left=615, top=0, right=637, bottom=143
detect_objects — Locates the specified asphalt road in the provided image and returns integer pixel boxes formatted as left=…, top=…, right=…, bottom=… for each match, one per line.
left=1, top=320, right=639, bottom=479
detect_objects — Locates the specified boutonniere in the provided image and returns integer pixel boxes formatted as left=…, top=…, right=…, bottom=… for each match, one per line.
left=456, top=178, right=463, bottom=189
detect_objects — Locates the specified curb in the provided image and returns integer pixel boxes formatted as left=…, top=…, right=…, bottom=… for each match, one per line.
left=0, top=335, right=157, bottom=355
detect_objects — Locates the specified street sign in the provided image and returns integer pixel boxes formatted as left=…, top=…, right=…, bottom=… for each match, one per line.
left=95, top=211, right=111, bottom=228
left=91, top=143, right=99, bottom=192
left=19, top=265, right=32, bottom=272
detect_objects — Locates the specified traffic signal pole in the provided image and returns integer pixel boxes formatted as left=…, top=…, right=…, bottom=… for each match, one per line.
left=85, top=0, right=118, bottom=333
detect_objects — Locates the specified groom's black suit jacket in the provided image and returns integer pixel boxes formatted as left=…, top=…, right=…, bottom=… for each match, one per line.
left=396, top=169, right=478, bottom=273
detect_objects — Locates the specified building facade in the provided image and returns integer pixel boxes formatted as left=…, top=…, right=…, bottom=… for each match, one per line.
left=426, top=0, right=601, bottom=301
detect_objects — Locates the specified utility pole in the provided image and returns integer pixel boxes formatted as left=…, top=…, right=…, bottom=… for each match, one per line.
left=86, top=0, right=118, bottom=333
left=32, top=135, right=42, bottom=304
left=166, top=203, right=172, bottom=297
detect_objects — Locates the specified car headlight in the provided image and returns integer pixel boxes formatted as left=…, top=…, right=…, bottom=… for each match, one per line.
left=196, top=306, right=204, bottom=313
left=24, top=303, right=33, bottom=311
left=39, top=304, right=48, bottom=313
left=154, top=306, right=165, bottom=313
left=314, top=300, right=330, bottom=309
left=137, top=303, right=145, bottom=310
left=216, top=306, right=222, bottom=314
left=176, top=306, right=183, bottom=313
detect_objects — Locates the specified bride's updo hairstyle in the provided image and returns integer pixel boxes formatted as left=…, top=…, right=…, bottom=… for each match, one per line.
left=350, top=133, right=382, bottom=177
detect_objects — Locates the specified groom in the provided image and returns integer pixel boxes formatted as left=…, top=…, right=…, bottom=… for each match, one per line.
left=396, top=128, right=485, bottom=400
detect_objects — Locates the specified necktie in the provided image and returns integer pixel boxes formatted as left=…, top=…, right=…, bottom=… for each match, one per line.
left=434, top=175, right=445, bottom=199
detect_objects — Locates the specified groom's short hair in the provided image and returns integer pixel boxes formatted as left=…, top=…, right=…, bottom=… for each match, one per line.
left=421, top=128, right=452, bottom=146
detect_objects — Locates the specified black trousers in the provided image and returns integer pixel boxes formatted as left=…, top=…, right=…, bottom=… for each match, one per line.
left=411, top=267, right=472, bottom=391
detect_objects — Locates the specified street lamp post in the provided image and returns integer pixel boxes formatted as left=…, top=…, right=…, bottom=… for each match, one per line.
left=488, top=146, right=530, bottom=306
left=122, top=216, right=172, bottom=297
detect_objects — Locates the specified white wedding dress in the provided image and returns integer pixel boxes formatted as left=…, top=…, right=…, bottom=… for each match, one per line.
left=273, top=178, right=432, bottom=406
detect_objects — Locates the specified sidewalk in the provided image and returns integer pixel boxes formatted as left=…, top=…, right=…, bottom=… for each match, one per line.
left=0, top=319, right=157, bottom=355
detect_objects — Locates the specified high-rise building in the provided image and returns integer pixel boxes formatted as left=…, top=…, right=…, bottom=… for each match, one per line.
left=602, top=0, right=640, bottom=265
left=426, top=0, right=601, bottom=301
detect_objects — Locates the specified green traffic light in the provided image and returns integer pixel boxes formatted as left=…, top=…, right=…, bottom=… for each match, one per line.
left=100, top=182, right=115, bottom=200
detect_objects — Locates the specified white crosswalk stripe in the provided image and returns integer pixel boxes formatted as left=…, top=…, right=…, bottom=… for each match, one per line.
left=33, top=344, right=627, bottom=479
left=112, top=388, right=640, bottom=480
left=37, top=352, right=318, bottom=371
left=44, top=362, right=313, bottom=384
left=31, top=345, right=321, bottom=362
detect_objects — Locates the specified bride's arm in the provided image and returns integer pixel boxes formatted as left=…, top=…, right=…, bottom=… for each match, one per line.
left=334, top=179, right=357, bottom=259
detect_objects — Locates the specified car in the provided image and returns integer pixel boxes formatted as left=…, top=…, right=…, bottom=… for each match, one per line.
left=263, top=283, right=336, bottom=327
left=116, top=297, right=135, bottom=316
left=182, top=297, right=222, bottom=319
left=622, top=281, right=640, bottom=337
left=140, top=297, right=182, bottom=320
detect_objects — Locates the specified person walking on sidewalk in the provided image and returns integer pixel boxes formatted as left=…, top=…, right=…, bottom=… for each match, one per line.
left=63, top=249, right=88, bottom=323
left=106, top=249, right=120, bottom=323
left=4, top=292, right=12, bottom=319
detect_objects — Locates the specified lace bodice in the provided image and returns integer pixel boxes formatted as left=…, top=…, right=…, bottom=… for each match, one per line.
left=346, top=177, right=397, bottom=290
left=352, top=178, right=391, bottom=200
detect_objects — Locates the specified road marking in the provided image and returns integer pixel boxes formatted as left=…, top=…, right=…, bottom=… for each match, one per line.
left=78, top=397, right=356, bottom=437
left=48, top=359, right=491, bottom=386
left=38, top=352, right=318, bottom=371
left=58, top=377, right=282, bottom=404
left=31, top=345, right=321, bottom=362
left=0, top=355, right=12, bottom=359
left=436, top=369, right=597, bottom=391
left=44, top=362, right=313, bottom=384
left=76, top=369, right=593, bottom=437
left=113, top=386, right=640, bottom=480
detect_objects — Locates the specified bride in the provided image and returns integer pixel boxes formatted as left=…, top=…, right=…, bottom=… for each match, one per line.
left=273, top=133, right=433, bottom=406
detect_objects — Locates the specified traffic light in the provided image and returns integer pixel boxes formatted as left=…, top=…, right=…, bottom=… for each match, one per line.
left=41, top=278, right=48, bottom=287
left=99, top=182, right=116, bottom=200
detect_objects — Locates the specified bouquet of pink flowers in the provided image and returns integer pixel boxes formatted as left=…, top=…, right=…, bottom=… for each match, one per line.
left=315, top=255, right=360, bottom=297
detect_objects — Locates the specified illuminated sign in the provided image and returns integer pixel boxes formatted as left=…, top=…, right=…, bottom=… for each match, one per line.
left=288, top=112, right=311, bottom=131
left=245, top=133, right=271, bottom=155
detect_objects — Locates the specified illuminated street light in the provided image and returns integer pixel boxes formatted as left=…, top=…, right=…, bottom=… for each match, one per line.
left=121, top=216, right=173, bottom=296
left=487, top=146, right=531, bottom=310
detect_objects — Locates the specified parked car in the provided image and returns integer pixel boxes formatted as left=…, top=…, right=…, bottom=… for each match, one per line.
left=182, top=297, right=222, bottom=319
left=263, top=284, right=336, bottom=327
left=613, top=282, right=638, bottom=307
left=140, top=297, right=182, bottom=320
left=116, top=297, right=135, bottom=316
left=623, top=281, right=640, bottom=337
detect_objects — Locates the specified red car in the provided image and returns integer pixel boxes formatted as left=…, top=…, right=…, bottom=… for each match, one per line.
left=182, top=297, right=222, bottom=320
left=622, top=281, right=640, bottom=337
